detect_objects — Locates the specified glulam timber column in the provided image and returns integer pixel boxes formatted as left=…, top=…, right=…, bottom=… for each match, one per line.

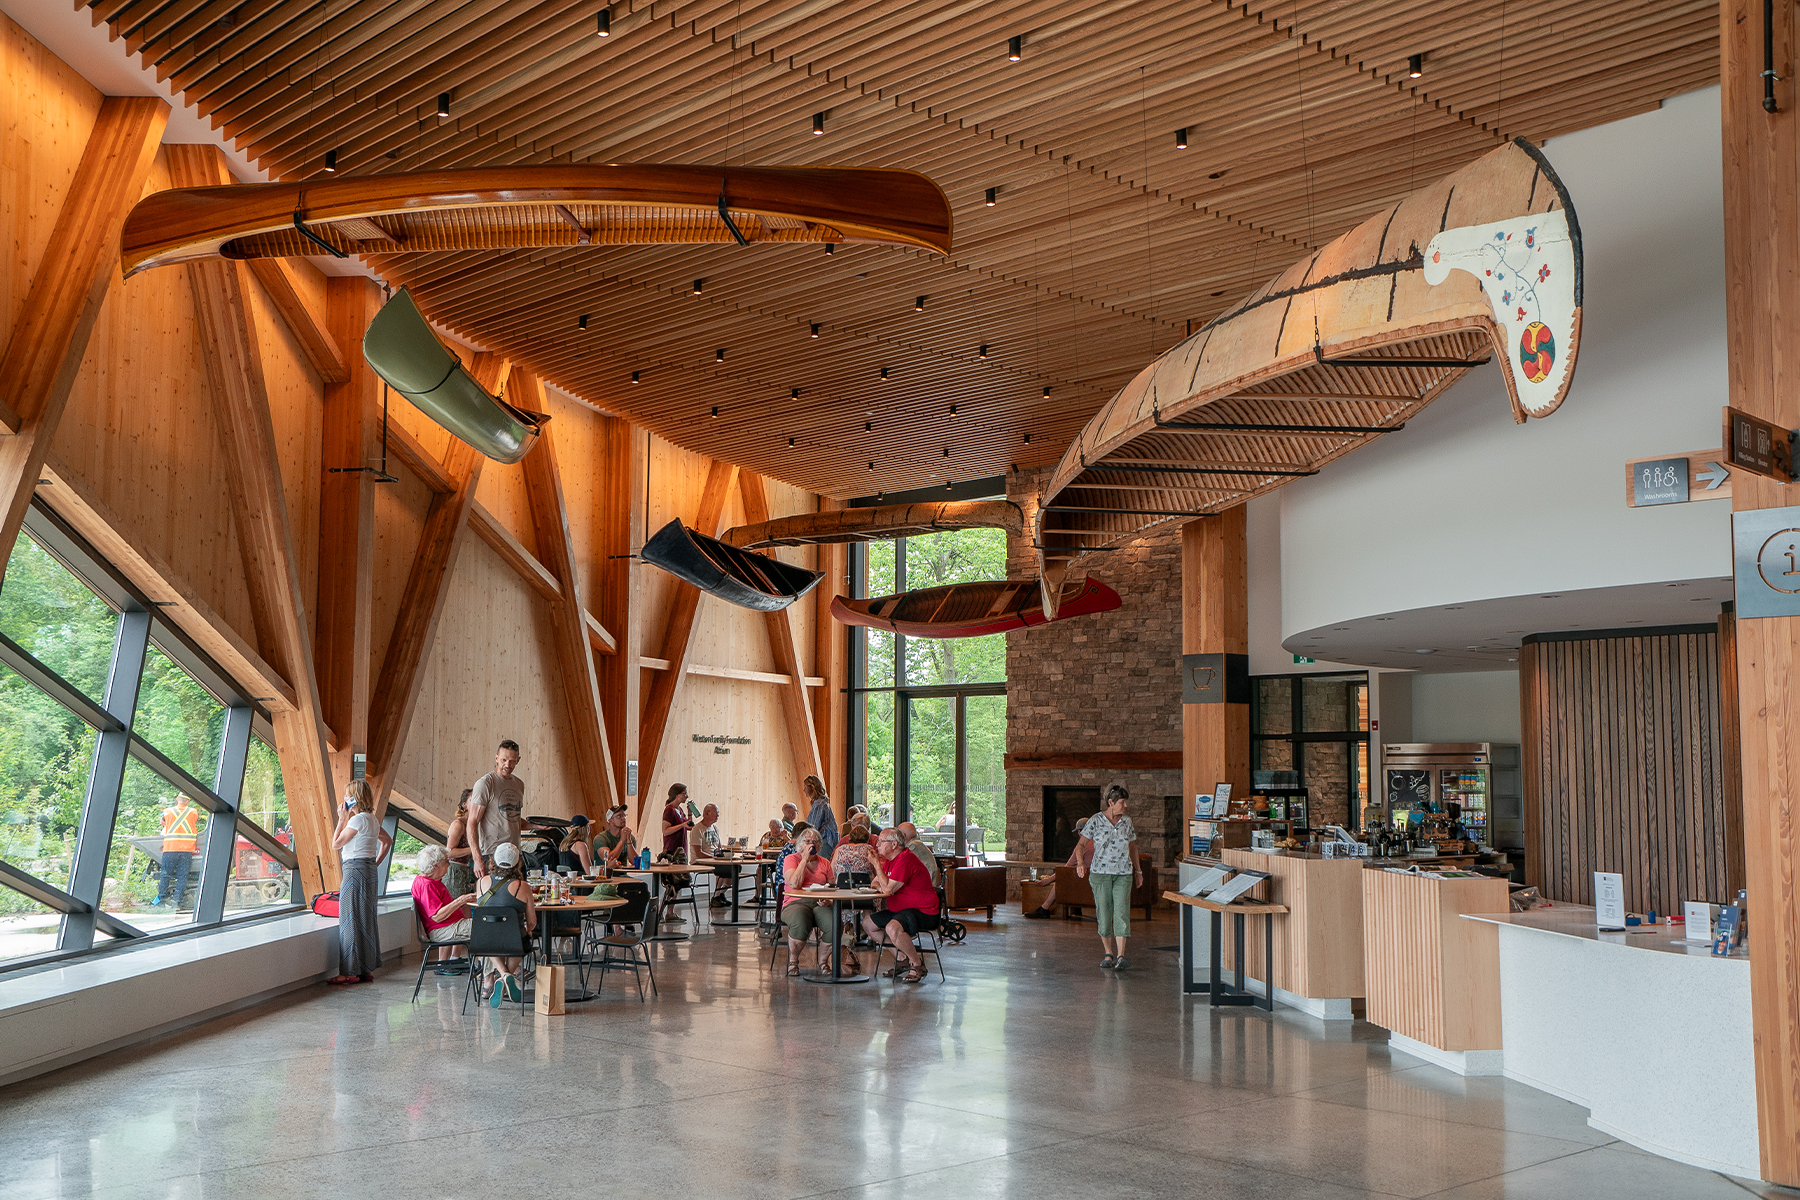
left=1181, top=509, right=1249, bottom=811
left=1721, top=0, right=1800, bottom=1183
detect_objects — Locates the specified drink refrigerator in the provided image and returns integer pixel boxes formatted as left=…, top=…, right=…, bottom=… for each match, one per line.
left=1381, top=743, right=1522, bottom=849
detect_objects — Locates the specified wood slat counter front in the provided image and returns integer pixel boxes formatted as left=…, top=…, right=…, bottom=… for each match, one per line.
left=1218, top=849, right=1367, bottom=1018
left=1361, top=868, right=1510, bottom=1076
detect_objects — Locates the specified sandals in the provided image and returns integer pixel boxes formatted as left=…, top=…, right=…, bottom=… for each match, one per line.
left=1112, top=956, right=1130, bottom=971
left=1100, top=954, right=1116, bottom=969
left=900, top=965, right=926, bottom=983
left=325, top=974, right=360, bottom=986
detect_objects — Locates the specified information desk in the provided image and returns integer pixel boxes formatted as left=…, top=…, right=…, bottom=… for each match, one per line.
left=1215, top=849, right=1367, bottom=1018
left=1360, top=868, right=1509, bottom=1075
left=1462, top=906, right=1758, bottom=1180
left=1164, top=890, right=1288, bottom=1011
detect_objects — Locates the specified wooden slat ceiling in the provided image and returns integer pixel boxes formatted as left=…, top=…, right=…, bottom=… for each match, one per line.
left=92, top=0, right=1718, bottom=498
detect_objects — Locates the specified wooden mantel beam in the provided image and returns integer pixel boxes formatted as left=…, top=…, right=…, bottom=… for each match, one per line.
left=0, top=98, right=169, bottom=592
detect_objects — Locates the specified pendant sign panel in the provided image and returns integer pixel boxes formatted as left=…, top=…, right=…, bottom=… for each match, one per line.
left=1722, top=406, right=1795, bottom=482
left=1732, top=506, right=1800, bottom=618
left=1181, top=653, right=1249, bottom=704
left=1630, top=458, right=1689, bottom=506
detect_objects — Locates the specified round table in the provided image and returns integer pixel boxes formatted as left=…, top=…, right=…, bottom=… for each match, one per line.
left=529, top=894, right=626, bottom=1003
left=791, top=886, right=880, bottom=984
left=693, top=856, right=769, bottom=927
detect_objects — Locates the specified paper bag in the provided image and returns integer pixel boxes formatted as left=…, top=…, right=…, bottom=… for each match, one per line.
left=534, top=964, right=565, bottom=1015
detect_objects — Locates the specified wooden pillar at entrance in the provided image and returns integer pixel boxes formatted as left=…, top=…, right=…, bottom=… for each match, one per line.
left=1721, top=0, right=1800, bottom=1183
left=1181, top=510, right=1249, bottom=812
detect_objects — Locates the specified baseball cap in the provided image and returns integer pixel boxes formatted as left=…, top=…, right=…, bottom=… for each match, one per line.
left=492, top=843, right=521, bottom=869
left=569, top=814, right=589, bottom=827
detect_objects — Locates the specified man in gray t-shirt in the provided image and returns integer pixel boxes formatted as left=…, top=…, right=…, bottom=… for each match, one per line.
left=467, top=740, right=525, bottom=880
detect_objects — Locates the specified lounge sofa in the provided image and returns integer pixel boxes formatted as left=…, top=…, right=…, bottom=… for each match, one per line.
left=1052, top=853, right=1159, bottom=921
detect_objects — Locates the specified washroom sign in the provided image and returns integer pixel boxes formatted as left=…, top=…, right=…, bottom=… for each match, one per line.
left=1624, top=450, right=1731, bottom=507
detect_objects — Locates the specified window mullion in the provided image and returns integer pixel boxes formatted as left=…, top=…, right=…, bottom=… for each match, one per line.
left=194, top=705, right=252, bottom=924
left=61, top=609, right=151, bottom=952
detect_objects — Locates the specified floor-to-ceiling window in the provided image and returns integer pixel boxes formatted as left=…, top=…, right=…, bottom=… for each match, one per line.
left=1250, top=672, right=1371, bottom=832
left=849, top=526, right=1007, bottom=859
left=0, top=501, right=300, bottom=972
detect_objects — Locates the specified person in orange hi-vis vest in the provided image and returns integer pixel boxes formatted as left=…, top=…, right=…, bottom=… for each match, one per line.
left=153, top=795, right=199, bottom=910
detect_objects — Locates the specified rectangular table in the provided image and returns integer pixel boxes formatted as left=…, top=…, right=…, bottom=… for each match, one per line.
left=1164, top=890, right=1289, bottom=1011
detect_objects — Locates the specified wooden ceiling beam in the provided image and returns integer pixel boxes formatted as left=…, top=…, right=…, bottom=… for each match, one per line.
left=167, top=141, right=338, bottom=897
left=246, top=258, right=346, bottom=383
left=0, top=97, right=168, bottom=591
left=519, top=376, right=619, bottom=817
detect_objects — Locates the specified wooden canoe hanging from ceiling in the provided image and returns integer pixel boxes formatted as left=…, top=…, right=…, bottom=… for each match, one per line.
left=118, top=164, right=953, bottom=276
left=722, top=500, right=1024, bottom=549
left=832, top=577, right=1121, bottom=639
left=1034, top=136, right=1583, bottom=617
left=641, top=519, right=823, bottom=612
left=362, top=287, right=543, bottom=464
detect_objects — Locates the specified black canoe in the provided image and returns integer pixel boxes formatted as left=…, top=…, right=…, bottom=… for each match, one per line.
left=641, top=519, right=823, bottom=611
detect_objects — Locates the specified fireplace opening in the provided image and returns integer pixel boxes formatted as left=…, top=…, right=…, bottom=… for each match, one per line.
left=1043, top=786, right=1100, bottom=861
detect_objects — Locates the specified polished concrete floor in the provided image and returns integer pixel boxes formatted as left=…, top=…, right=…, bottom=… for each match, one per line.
left=1, top=904, right=1788, bottom=1199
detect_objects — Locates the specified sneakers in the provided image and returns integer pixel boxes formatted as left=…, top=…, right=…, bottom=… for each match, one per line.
left=487, top=973, right=521, bottom=1008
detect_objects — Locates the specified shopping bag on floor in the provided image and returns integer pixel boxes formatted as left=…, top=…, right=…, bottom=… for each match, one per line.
left=534, top=964, right=565, bottom=1015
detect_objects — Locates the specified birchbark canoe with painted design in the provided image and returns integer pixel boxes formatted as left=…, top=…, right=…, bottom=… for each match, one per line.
left=1034, top=138, right=1582, bottom=617
left=831, top=577, right=1120, bottom=639
left=722, top=500, right=1024, bottom=549
left=119, top=165, right=952, bottom=276
left=642, top=519, right=823, bottom=612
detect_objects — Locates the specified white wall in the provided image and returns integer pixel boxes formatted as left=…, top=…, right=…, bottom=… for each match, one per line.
left=1408, top=671, right=1522, bottom=744
left=1275, top=87, right=1731, bottom=640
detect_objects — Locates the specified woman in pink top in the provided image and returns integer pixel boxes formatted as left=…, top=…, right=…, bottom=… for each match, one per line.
left=780, top=828, right=834, bottom=976
left=411, top=846, right=476, bottom=966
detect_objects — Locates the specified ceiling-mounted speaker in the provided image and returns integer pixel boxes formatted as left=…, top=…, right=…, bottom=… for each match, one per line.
left=362, top=287, right=542, bottom=464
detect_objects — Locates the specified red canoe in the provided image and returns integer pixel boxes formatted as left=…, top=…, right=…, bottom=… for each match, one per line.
left=830, top=577, right=1120, bottom=639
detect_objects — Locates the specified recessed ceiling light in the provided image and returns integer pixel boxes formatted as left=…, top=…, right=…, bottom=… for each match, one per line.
left=1415, top=649, right=1435, bottom=654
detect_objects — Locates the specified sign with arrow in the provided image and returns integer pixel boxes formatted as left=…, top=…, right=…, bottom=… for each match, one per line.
left=1625, top=450, right=1732, bottom=507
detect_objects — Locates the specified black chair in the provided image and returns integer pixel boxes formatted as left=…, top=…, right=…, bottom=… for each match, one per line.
left=592, top=895, right=661, bottom=1001
left=869, top=884, right=949, bottom=984
left=579, top=882, right=651, bottom=985
left=462, top=905, right=530, bottom=1013
left=411, top=904, right=470, bottom=1004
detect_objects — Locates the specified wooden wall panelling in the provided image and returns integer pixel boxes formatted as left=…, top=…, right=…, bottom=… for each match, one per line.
left=637, top=456, right=735, bottom=825
left=364, top=354, right=507, bottom=817
left=812, top=496, right=849, bottom=809
left=313, top=276, right=382, bottom=794
left=1718, top=607, right=1745, bottom=896
left=517, top=376, right=617, bottom=817
left=597, top=416, right=644, bottom=806
left=167, top=142, right=337, bottom=894
left=1722, top=0, right=1800, bottom=1177
left=738, top=470, right=824, bottom=806
left=470, top=502, right=561, bottom=602
left=0, top=96, right=168, bottom=589
left=1360, top=869, right=1507, bottom=1052
left=1181, top=510, right=1250, bottom=810
left=245, top=259, right=345, bottom=384
left=1519, top=629, right=1732, bottom=916
left=1221, top=848, right=1366, bottom=1001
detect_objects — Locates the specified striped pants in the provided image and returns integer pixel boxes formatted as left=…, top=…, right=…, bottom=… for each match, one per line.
left=338, top=858, right=382, bottom=977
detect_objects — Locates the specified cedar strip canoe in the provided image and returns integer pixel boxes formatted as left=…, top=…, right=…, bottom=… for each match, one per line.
left=1035, top=137, right=1583, bottom=617
left=642, top=518, right=823, bottom=612
left=120, top=164, right=952, bottom=276
left=723, top=499, right=1024, bottom=549
left=832, top=577, right=1120, bottom=639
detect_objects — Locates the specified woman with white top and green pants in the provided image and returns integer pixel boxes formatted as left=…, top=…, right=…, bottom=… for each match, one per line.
left=1075, top=784, right=1142, bottom=970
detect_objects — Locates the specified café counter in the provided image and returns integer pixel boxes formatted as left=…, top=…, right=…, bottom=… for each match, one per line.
left=1209, top=849, right=1367, bottom=1018
left=1459, top=906, right=1758, bottom=1180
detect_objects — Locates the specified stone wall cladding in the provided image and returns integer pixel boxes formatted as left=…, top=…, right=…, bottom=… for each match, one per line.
left=1003, top=467, right=1186, bottom=899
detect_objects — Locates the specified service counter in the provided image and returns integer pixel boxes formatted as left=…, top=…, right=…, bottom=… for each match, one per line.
left=1462, top=906, right=1758, bottom=1179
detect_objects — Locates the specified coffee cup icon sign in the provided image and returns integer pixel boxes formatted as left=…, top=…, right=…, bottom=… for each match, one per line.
left=1756, top=529, right=1800, bottom=594
left=1190, top=664, right=1217, bottom=690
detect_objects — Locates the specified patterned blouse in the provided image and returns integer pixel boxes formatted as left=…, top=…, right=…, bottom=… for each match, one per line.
left=830, top=842, right=876, bottom=879
left=1084, top=813, right=1137, bottom=875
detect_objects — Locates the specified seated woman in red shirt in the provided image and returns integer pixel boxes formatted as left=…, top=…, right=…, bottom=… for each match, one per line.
left=411, top=845, right=476, bottom=965
left=860, top=827, right=941, bottom=983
